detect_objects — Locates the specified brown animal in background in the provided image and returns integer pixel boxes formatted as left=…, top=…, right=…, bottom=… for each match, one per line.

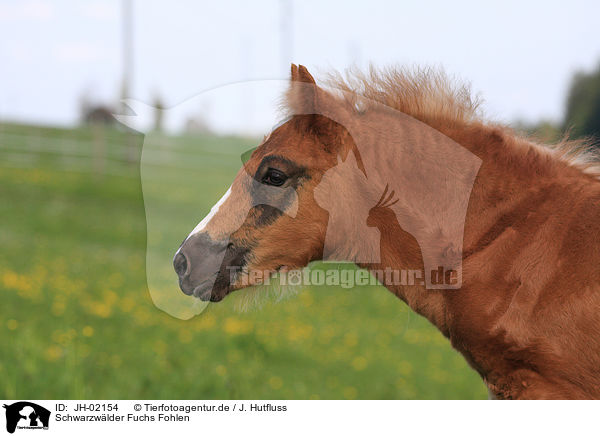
left=174, top=64, right=600, bottom=399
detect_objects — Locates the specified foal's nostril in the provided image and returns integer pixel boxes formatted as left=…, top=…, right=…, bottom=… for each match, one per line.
left=173, top=252, right=188, bottom=277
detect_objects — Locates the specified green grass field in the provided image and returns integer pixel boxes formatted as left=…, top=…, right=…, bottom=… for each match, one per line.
left=0, top=122, right=487, bottom=399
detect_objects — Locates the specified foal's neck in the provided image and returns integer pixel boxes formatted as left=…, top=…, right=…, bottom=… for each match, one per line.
left=356, top=124, right=590, bottom=340
left=357, top=124, right=598, bottom=395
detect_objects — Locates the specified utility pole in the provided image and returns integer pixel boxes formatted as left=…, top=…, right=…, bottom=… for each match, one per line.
left=121, top=0, right=136, bottom=164
left=121, top=0, right=133, bottom=107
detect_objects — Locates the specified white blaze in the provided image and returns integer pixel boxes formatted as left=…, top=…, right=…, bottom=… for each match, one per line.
left=190, top=186, right=231, bottom=237
left=178, top=187, right=231, bottom=253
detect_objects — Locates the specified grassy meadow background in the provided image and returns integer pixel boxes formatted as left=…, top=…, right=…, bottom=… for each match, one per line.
left=0, top=122, right=487, bottom=399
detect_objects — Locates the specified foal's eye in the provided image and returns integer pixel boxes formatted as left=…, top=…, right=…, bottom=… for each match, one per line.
left=262, top=168, right=288, bottom=186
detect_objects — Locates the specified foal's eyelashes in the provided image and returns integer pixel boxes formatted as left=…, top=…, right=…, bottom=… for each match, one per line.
left=262, top=168, right=288, bottom=186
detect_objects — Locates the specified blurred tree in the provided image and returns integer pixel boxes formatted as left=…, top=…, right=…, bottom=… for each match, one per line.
left=79, top=91, right=116, bottom=126
left=564, top=63, right=600, bottom=141
left=185, top=115, right=212, bottom=135
left=514, top=119, right=563, bottom=144
left=83, top=106, right=116, bottom=125
left=153, top=95, right=165, bottom=132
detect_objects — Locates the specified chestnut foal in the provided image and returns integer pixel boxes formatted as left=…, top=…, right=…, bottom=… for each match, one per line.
left=174, top=64, right=600, bottom=399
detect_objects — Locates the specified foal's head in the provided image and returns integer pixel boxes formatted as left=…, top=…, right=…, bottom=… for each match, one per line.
left=173, top=65, right=360, bottom=301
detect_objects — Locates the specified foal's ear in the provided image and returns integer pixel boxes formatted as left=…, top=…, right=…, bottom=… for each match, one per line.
left=287, top=64, right=346, bottom=146
left=291, top=64, right=316, bottom=85
left=289, top=64, right=319, bottom=114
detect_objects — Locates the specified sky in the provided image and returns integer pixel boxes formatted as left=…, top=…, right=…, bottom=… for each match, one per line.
left=1, top=0, right=600, bottom=134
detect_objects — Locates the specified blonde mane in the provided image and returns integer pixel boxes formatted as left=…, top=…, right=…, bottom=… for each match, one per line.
left=326, top=65, right=481, bottom=127
left=322, top=66, right=600, bottom=179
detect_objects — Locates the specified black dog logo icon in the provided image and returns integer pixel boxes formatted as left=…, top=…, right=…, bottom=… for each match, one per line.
left=3, top=402, right=50, bottom=433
